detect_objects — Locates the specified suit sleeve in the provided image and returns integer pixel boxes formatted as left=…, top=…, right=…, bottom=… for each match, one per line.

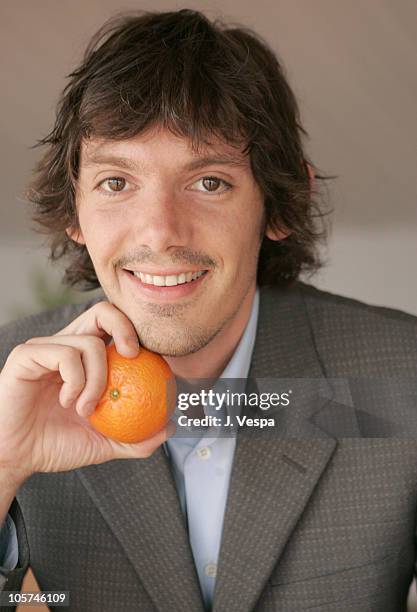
left=0, top=498, right=30, bottom=608
left=0, top=515, right=18, bottom=571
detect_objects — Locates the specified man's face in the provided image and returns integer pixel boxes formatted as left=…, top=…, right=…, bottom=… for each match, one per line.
left=69, top=126, right=268, bottom=357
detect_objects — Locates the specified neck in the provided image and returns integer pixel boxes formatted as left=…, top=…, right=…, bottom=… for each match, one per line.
left=164, top=284, right=256, bottom=382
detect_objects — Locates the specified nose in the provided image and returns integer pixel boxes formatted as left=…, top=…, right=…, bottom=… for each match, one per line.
left=134, top=186, right=192, bottom=254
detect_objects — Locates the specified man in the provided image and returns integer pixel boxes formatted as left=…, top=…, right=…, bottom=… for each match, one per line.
left=1, top=8, right=416, bottom=612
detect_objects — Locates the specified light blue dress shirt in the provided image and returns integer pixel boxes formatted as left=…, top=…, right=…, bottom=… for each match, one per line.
left=0, top=287, right=260, bottom=611
left=164, top=286, right=259, bottom=609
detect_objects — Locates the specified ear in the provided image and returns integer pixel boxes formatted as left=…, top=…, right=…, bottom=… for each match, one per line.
left=306, top=162, right=315, bottom=194
left=265, top=224, right=291, bottom=241
left=66, top=226, right=86, bottom=245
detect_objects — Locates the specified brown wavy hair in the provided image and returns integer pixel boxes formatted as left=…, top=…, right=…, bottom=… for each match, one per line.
left=27, top=8, right=332, bottom=291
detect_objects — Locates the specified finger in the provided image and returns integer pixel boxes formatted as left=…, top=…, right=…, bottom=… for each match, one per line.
left=25, top=335, right=108, bottom=417
left=56, top=301, right=140, bottom=358
left=5, top=344, right=85, bottom=410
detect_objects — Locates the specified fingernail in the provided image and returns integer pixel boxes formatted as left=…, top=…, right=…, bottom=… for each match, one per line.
left=125, top=338, right=140, bottom=356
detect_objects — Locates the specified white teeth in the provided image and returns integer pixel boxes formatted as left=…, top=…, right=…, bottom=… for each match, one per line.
left=133, top=270, right=206, bottom=286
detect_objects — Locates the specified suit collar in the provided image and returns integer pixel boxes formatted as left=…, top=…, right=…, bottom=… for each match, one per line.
left=246, top=282, right=360, bottom=439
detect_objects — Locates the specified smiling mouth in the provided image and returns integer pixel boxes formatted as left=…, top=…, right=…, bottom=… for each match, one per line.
left=124, top=269, right=209, bottom=287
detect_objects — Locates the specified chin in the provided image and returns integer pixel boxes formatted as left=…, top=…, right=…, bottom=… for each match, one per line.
left=139, top=337, right=201, bottom=357
left=137, top=325, right=213, bottom=357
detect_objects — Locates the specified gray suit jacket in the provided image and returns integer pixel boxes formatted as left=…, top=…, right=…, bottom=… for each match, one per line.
left=1, top=281, right=417, bottom=612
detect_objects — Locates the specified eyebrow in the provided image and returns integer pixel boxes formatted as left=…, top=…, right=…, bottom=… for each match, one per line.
left=82, top=153, right=248, bottom=172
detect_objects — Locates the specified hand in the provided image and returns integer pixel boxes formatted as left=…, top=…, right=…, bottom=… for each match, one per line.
left=0, top=302, right=175, bottom=483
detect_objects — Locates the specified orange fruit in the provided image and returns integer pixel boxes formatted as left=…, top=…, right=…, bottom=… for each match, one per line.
left=88, top=343, right=176, bottom=443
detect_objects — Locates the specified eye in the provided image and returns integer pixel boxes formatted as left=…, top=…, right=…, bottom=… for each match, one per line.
left=97, top=177, right=129, bottom=195
left=190, top=176, right=232, bottom=194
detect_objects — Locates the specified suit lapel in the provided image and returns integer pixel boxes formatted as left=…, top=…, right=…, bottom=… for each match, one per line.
left=76, top=448, right=205, bottom=612
left=212, top=283, right=360, bottom=612
left=212, top=431, right=337, bottom=612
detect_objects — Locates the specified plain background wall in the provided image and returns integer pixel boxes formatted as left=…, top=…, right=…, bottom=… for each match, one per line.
left=1, top=2, right=417, bottom=607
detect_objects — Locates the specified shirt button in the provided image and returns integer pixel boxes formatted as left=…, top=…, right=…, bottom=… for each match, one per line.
left=197, top=446, right=211, bottom=460
left=204, top=563, right=217, bottom=578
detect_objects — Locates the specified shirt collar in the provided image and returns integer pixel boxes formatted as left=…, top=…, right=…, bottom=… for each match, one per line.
left=218, top=285, right=259, bottom=380
left=166, top=286, right=260, bottom=449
